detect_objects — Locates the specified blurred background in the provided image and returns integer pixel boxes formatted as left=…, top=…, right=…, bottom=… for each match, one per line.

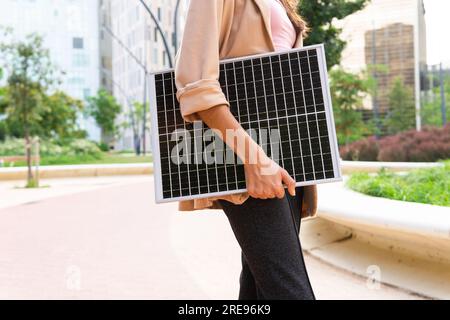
left=0, top=0, right=448, bottom=159
left=0, top=0, right=448, bottom=300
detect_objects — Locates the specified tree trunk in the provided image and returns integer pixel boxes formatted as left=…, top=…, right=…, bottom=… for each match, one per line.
left=25, top=129, right=34, bottom=184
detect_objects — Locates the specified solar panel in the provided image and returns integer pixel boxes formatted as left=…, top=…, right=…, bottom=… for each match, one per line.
left=150, top=44, right=342, bottom=203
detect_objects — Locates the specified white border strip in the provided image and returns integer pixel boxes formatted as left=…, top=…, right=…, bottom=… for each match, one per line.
left=156, top=177, right=344, bottom=204
left=149, top=73, right=164, bottom=203
left=316, top=44, right=343, bottom=180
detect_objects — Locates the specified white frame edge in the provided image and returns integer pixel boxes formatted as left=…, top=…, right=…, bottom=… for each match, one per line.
left=149, top=73, right=164, bottom=203
left=316, top=44, right=343, bottom=180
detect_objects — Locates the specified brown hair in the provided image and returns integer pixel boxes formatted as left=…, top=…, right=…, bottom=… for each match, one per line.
left=278, top=0, right=309, bottom=38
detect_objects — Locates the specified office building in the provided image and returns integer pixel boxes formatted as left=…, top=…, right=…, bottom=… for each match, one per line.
left=110, top=0, right=189, bottom=151
left=0, top=0, right=102, bottom=140
left=337, top=0, right=427, bottom=129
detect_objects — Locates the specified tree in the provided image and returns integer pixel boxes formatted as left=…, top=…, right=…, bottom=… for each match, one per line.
left=361, top=64, right=389, bottom=137
left=383, top=77, right=416, bottom=135
left=86, top=89, right=122, bottom=144
left=330, top=68, right=372, bottom=146
left=0, top=32, right=59, bottom=186
left=299, top=0, right=369, bottom=69
left=1, top=90, right=85, bottom=141
left=120, top=101, right=150, bottom=155
left=116, top=100, right=145, bottom=155
left=422, top=73, right=450, bottom=127
left=38, top=91, right=86, bottom=140
left=0, top=68, right=7, bottom=141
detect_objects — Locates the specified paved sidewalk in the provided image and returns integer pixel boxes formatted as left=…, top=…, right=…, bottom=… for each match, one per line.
left=0, top=176, right=421, bottom=299
left=0, top=176, right=151, bottom=210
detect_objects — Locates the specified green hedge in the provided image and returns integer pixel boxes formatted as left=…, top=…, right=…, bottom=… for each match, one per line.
left=346, top=160, right=450, bottom=207
left=0, top=138, right=102, bottom=158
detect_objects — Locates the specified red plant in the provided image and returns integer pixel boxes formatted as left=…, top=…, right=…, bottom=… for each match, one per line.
left=340, top=124, right=450, bottom=162
left=339, top=136, right=379, bottom=161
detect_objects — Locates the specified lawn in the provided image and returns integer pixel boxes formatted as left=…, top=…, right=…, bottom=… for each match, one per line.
left=2, top=153, right=153, bottom=167
left=346, top=160, right=450, bottom=207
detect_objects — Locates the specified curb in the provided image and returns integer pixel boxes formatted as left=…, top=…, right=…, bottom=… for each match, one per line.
left=0, top=163, right=154, bottom=181
left=317, top=183, right=450, bottom=262
left=0, top=160, right=442, bottom=181
left=340, top=160, right=444, bottom=174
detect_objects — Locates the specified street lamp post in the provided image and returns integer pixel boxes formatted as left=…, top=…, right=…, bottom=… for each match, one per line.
left=439, top=63, right=447, bottom=126
left=100, top=68, right=140, bottom=154
left=102, top=24, right=148, bottom=73
left=142, top=26, right=149, bottom=156
left=371, top=22, right=381, bottom=139
left=137, top=0, right=178, bottom=156
left=173, top=0, right=182, bottom=54
left=138, top=0, right=174, bottom=68
left=102, top=24, right=149, bottom=155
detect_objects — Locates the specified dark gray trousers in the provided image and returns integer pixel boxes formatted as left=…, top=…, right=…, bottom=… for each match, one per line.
left=219, top=186, right=316, bottom=300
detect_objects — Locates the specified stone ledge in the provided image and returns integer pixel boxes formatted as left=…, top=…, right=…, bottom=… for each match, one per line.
left=0, top=163, right=154, bottom=180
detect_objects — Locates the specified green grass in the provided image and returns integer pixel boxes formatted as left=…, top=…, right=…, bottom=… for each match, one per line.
left=346, top=160, right=450, bottom=207
left=3, top=153, right=153, bottom=167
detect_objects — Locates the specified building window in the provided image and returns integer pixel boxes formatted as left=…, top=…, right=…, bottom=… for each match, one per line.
left=73, top=53, right=89, bottom=67
left=73, top=37, right=84, bottom=49
left=68, top=77, right=85, bottom=86
left=153, top=48, right=158, bottom=64
left=83, top=88, right=91, bottom=99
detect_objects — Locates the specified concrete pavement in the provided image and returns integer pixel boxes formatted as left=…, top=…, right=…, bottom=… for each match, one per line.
left=0, top=176, right=422, bottom=299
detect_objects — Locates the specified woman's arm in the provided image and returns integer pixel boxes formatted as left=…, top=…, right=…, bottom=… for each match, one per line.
left=197, top=105, right=296, bottom=199
left=174, top=0, right=296, bottom=199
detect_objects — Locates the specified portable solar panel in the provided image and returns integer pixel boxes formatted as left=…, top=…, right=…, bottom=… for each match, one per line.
left=150, top=44, right=342, bottom=203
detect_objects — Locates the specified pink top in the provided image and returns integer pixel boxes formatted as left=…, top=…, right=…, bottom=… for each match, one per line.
left=268, top=0, right=296, bottom=51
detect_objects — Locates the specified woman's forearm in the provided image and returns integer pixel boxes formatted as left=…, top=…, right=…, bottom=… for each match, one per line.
left=196, top=105, right=264, bottom=165
left=197, top=104, right=296, bottom=197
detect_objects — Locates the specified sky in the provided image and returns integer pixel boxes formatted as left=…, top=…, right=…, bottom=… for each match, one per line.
left=424, top=0, right=450, bottom=65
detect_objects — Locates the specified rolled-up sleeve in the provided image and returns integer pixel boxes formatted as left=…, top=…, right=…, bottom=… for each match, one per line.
left=174, top=0, right=229, bottom=123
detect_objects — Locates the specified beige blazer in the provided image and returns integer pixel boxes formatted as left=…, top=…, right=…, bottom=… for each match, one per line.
left=174, top=0, right=318, bottom=217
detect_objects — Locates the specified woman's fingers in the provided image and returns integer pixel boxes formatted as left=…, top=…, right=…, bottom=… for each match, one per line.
left=245, top=158, right=296, bottom=200
left=281, top=169, right=296, bottom=196
left=274, top=182, right=286, bottom=199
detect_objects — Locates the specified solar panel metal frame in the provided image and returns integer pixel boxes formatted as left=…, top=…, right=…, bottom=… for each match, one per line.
left=149, top=44, right=342, bottom=204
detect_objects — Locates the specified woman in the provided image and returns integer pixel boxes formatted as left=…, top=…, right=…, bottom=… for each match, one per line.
left=174, top=0, right=317, bottom=300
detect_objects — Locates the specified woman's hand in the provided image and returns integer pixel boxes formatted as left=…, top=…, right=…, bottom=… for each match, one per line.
left=244, top=148, right=296, bottom=200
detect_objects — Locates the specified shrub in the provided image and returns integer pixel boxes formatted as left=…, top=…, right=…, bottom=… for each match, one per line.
left=40, top=140, right=64, bottom=156
left=378, top=125, right=450, bottom=162
left=0, top=137, right=25, bottom=156
left=340, top=124, right=450, bottom=162
left=97, top=142, right=110, bottom=152
left=339, top=136, right=379, bottom=161
left=65, top=139, right=102, bottom=157
left=347, top=161, right=450, bottom=206
left=0, top=138, right=102, bottom=157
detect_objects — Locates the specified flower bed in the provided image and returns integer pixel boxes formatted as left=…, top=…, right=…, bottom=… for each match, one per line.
left=346, top=160, right=450, bottom=207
